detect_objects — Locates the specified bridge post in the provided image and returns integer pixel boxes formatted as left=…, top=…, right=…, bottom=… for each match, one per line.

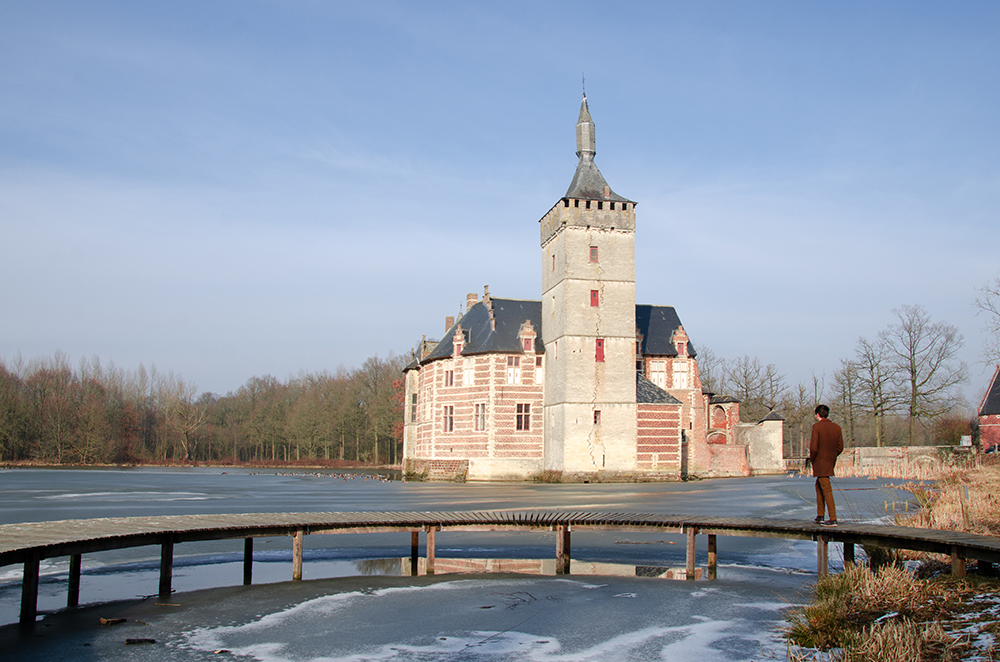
left=159, top=537, right=174, bottom=598
left=707, top=534, right=717, bottom=580
left=555, top=525, right=571, bottom=575
left=411, top=531, right=419, bottom=576
left=685, top=527, right=697, bottom=580
left=843, top=542, right=855, bottom=567
left=426, top=526, right=437, bottom=575
left=243, top=538, right=253, bottom=585
left=817, top=535, right=828, bottom=577
left=951, top=546, right=966, bottom=577
left=20, top=549, right=40, bottom=630
left=68, top=553, right=82, bottom=607
left=292, top=530, right=304, bottom=581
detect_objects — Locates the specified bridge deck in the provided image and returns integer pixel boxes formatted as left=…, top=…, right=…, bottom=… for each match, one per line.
left=3, top=511, right=1000, bottom=629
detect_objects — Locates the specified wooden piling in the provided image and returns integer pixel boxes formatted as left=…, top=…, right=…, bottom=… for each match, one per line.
left=411, top=531, right=419, bottom=576
left=555, top=525, right=571, bottom=575
left=159, top=538, right=174, bottom=598
left=243, top=538, right=253, bottom=585
left=426, top=526, right=436, bottom=575
left=686, top=527, right=697, bottom=580
left=68, top=553, right=82, bottom=607
left=844, top=542, right=855, bottom=567
left=817, top=535, right=828, bottom=578
left=952, top=545, right=966, bottom=577
left=19, top=550, right=40, bottom=630
left=707, top=534, right=717, bottom=580
left=292, top=530, right=304, bottom=581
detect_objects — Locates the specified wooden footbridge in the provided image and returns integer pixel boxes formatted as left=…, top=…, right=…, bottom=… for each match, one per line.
left=4, top=510, right=1000, bottom=630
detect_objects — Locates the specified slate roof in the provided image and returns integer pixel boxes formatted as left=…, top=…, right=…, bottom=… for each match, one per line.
left=761, top=410, right=786, bottom=422
left=636, top=305, right=697, bottom=358
left=980, top=366, right=1000, bottom=417
left=637, top=373, right=682, bottom=405
left=564, top=157, right=630, bottom=202
left=709, top=394, right=740, bottom=404
left=421, top=298, right=544, bottom=363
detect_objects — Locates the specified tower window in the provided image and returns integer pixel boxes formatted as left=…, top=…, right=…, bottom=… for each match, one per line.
left=586, top=200, right=591, bottom=209
left=552, top=254, right=555, bottom=271
left=516, top=403, right=531, bottom=431
left=442, top=406, right=454, bottom=433
left=563, top=199, right=569, bottom=208
left=410, top=394, right=418, bottom=423
left=589, top=246, right=598, bottom=262
left=610, top=202, right=616, bottom=210
left=594, top=410, right=601, bottom=425
left=595, top=338, right=605, bottom=362
left=590, top=290, right=599, bottom=307
left=574, top=199, right=579, bottom=208
left=597, top=201, right=603, bottom=210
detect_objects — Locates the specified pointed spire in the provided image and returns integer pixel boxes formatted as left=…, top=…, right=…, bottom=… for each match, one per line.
left=576, top=94, right=595, bottom=160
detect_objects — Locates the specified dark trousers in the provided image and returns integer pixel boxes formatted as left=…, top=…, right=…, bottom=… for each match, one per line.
left=815, top=476, right=836, bottom=520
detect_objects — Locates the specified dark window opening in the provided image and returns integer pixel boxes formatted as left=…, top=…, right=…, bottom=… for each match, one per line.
left=574, top=199, right=579, bottom=208
left=586, top=200, right=591, bottom=209
left=516, top=403, right=531, bottom=431
left=594, top=410, right=601, bottom=425
left=597, top=201, right=603, bottom=210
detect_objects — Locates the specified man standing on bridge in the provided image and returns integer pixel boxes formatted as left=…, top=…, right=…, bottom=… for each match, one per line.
left=810, top=404, right=843, bottom=527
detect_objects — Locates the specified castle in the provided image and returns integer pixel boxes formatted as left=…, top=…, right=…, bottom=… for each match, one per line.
left=402, top=96, right=783, bottom=482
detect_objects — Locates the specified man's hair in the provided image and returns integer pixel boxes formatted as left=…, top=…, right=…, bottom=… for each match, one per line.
left=815, top=404, right=830, bottom=419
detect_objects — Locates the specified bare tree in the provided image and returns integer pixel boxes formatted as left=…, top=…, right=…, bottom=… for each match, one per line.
left=854, top=335, right=899, bottom=447
left=880, top=305, right=968, bottom=446
left=695, top=346, right=727, bottom=395
left=159, top=373, right=206, bottom=461
left=975, top=272, right=1000, bottom=365
left=832, top=359, right=860, bottom=446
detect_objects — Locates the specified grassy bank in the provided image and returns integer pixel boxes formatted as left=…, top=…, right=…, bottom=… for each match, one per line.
left=784, top=466, right=1000, bottom=661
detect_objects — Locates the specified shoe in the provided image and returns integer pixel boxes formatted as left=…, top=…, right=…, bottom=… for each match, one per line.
left=813, top=516, right=824, bottom=524
left=820, top=519, right=838, bottom=527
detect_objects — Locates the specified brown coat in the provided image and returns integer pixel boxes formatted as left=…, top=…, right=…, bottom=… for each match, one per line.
left=810, top=418, right=843, bottom=477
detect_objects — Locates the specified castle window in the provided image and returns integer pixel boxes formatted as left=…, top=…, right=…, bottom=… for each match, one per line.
left=594, top=410, right=601, bottom=425
left=597, top=201, right=603, bottom=210
left=475, top=403, right=487, bottom=431
left=464, top=357, right=473, bottom=385
left=589, top=246, right=598, bottom=262
left=552, top=255, right=555, bottom=271
left=673, top=361, right=690, bottom=389
left=650, top=360, right=666, bottom=388
left=590, top=290, right=599, bottom=307
left=610, top=202, right=616, bottom=210
left=563, top=199, right=569, bottom=208
left=410, top=394, right=418, bottom=423
left=506, top=356, right=521, bottom=384
left=595, top=338, right=605, bottom=362
left=523, top=338, right=532, bottom=352
left=574, top=199, right=579, bottom=208
left=444, top=370, right=454, bottom=387
left=442, top=405, right=454, bottom=433
left=516, top=403, right=531, bottom=431
left=586, top=200, right=591, bottom=209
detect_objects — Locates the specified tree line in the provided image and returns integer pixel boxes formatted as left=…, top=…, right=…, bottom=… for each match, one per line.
left=701, top=304, right=972, bottom=454
left=0, top=352, right=406, bottom=466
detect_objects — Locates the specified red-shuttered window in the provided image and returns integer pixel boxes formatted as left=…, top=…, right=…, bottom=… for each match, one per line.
left=595, top=338, right=605, bottom=362
left=590, top=290, right=599, bottom=307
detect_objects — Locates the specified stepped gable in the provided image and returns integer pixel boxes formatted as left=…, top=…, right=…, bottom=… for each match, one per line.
left=636, top=305, right=697, bottom=357
left=981, top=366, right=1000, bottom=416
left=637, top=373, right=682, bottom=404
left=422, top=298, right=544, bottom=362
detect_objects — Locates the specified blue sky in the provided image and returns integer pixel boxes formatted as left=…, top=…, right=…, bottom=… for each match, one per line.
left=1, top=1, right=998, bottom=405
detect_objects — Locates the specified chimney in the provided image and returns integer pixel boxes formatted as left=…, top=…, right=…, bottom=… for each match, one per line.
left=445, top=316, right=455, bottom=333
left=466, top=292, right=478, bottom=312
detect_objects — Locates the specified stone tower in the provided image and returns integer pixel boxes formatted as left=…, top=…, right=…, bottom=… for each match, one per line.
left=539, top=95, right=638, bottom=476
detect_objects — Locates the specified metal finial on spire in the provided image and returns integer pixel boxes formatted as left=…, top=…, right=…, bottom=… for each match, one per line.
left=582, top=73, right=586, bottom=98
